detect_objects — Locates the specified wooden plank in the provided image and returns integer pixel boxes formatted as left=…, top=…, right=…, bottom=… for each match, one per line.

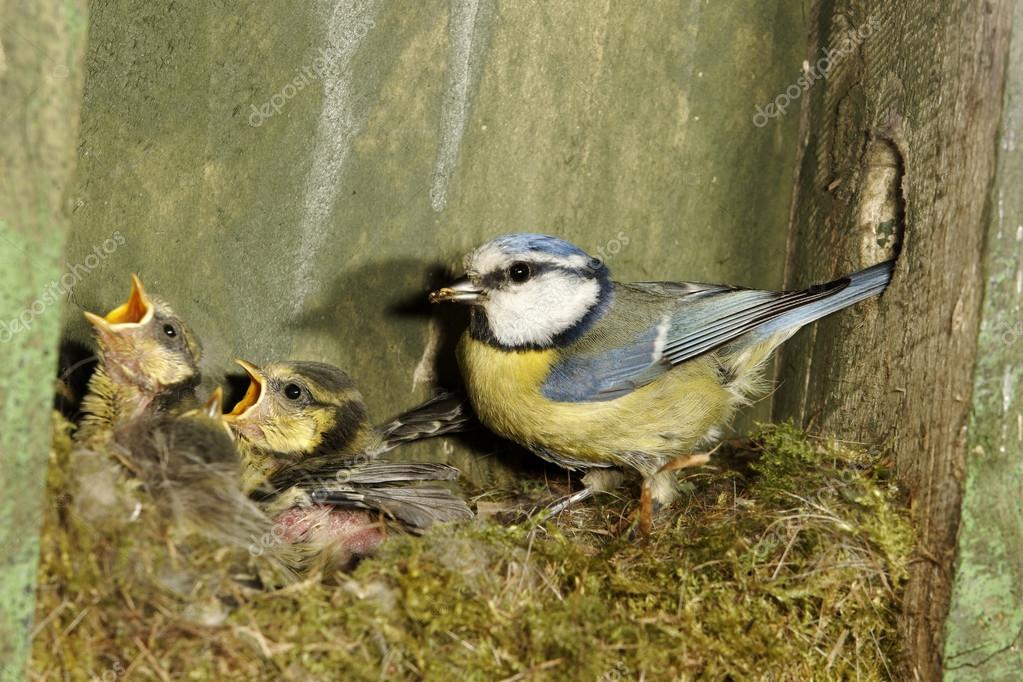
left=0, top=1, right=88, bottom=679
left=772, top=2, right=1014, bottom=679
left=944, top=0, right=1023, bottom=677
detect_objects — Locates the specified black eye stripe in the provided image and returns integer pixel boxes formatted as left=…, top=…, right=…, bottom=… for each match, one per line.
left=480, top=261, right=601, bottom=288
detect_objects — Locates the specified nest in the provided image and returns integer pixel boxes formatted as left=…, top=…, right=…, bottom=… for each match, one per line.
left=31, top=418, right=911, bottom=680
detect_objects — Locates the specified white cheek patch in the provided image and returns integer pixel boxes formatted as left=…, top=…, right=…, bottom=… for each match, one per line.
left=484, top=272, right=600, bottom=346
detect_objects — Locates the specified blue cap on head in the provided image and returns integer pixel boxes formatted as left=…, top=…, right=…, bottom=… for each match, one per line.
left=489, top=233, right=592, bottom=259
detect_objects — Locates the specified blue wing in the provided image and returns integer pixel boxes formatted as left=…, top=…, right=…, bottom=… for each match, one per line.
left=541, top=261, right=894, bottom=403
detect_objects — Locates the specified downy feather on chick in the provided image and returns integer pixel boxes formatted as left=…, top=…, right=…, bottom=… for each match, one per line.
left=70, top=390, right=298, bottom=606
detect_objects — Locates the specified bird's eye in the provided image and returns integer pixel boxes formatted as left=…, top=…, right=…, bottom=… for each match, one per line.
left=283, top=383, right=303, bottom=400
left=509, top=262, right=531, bottom=283
left=163, top=324, right=177, bottom=338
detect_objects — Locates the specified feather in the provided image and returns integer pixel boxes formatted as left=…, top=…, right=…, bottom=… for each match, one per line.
left=375, top=391, right=474, bottom=453
left=265, top=460, right=461, bottom=491
left=541, top=260, right=895, bottom=403
left=307, top=485, right=474, bottom=528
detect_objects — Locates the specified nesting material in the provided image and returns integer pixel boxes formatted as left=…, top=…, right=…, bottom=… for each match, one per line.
left=32, top=418, right=911, bottom=680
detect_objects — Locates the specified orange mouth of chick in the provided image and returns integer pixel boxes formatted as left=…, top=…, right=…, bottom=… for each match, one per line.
left=104, top=273, right=152, bottom=325
left=227, top=360, right=265, bottom=418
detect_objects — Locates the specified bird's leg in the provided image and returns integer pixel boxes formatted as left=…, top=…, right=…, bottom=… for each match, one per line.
left=542, top=468, right=624, bottom=517
left=638, top=452, right=713, bottom=534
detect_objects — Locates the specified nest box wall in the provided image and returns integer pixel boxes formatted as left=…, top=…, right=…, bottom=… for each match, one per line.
left=59, top=0, right=805, bottom=481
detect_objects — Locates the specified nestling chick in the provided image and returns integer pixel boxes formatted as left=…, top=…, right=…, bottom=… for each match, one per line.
left=77, top=274, right=202, bottom=447
left=224, top=360, right=473, bottom=569
left=73, top=389, right=296, bottom=585
left=111, top=390, right=288, bottom=563
left=431, top=233, right=895, bottom=531
left=225, top=359, right=471, bottom=501
left=224, top=359, right=377, bottom=492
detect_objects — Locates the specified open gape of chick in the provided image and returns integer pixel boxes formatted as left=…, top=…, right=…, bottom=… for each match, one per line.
left=77, top=274, right=203, bottom=448
left=224, top=359, right=379, bottom=492
left=224, top=360, right=473, bottom=569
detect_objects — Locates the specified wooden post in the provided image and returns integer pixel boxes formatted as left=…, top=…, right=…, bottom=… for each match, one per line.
left=0, top=1, right=88, bottom=680
left=944, top=0, right=1023, bottom=677
left=773, top=2, right=1015, bottom=679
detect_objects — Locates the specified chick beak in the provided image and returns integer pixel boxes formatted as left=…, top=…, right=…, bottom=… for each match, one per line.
left=83, top=273, right=154, bottom=342
left=202, top=387, right=225, bottom=420
left=225, top=359, right=266, bottom=422
left=429, top=277, right=484, bottom=304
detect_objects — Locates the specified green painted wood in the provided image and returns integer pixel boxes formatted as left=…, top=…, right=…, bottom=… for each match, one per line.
left=61, top=0, right=806, bottom=485
left=944, top=1, right=1023, bottom=678
left=771, top=1, right=1015, bottom=678
left=0, top=1, right=88, bottom=680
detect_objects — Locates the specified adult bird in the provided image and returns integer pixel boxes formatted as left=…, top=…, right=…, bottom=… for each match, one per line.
left=430, top=233, right=894, bottom=531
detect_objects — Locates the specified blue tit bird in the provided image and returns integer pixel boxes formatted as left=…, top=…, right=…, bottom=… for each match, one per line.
left=224, top=359, right=470, bottom=500
left=109, top=389, right=279, bottom=553
left=73, top=274, right=207, bottom=526
left=223, top=360, right=472, bottom=570
left=430, top=233, right=894, bottom=531
left=77, top=274, right=203, bottom=448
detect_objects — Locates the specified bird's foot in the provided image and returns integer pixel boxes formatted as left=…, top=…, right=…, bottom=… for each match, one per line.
left=540, top=487, right=597, bottom=518
left=637, top=451, right=713, bottom=535
left=534, top=468, right=625, bottom=520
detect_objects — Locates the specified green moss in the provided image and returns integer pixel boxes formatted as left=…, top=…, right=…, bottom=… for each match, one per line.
left=31, top=421, right=911, bottom=680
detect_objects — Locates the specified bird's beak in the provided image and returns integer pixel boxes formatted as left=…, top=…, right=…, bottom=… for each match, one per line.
left=202, top=387, right=225, bottom=419
left=226, top=359, right=266, bottom=420
left=83, top=273, right=154, bottom=335
left=429, top=277, right=484, bottom=304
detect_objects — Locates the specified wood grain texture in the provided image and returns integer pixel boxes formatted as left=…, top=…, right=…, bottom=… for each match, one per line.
left=944, top=0, right=1023, bottom=676
left=0, top=1, right=88, bottom=679
left=773, top=2, right=1013, bottom=679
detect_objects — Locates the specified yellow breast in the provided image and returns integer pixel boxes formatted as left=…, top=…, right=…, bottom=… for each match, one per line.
left=457, top=334, right=737, bottom=473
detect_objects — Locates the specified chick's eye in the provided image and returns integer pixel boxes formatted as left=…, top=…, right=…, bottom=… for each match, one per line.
left=509, top=262, right=531, bottom=283
left=283, top=383, right=303, bottom=400
left=163, top=324, right=177, bottom=338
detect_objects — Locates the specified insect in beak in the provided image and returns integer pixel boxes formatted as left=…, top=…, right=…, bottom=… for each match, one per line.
left=430, top=277, right=484, bottom=304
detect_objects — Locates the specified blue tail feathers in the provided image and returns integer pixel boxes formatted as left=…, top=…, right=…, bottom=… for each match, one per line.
left=752, top=259, right=895, bottom=340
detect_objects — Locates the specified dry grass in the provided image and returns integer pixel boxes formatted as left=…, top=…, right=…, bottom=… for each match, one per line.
left=31, top=418, right=911, bottom=680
